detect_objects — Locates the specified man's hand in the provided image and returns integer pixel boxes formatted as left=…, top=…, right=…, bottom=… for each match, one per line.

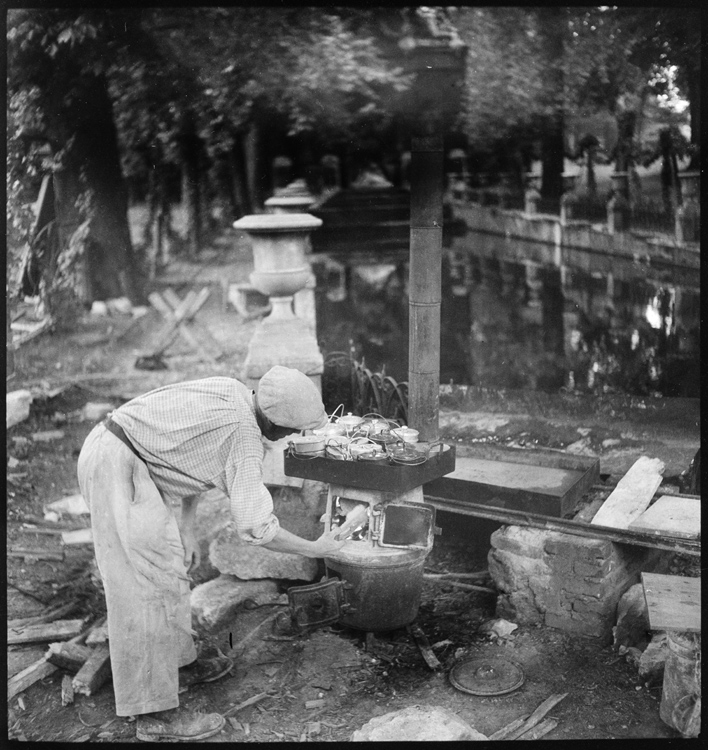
left=180, top=495, right=200, bottom=574
left=179, top=525, right=200, bottom=574
left=309, top=528, right=346, bottom=558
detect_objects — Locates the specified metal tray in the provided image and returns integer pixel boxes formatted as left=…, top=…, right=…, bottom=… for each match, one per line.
left=283, top=443, right=456, bottom=492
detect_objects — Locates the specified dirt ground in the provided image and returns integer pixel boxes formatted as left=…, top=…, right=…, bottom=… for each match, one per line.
left=7, top=235, right=696, bottom=742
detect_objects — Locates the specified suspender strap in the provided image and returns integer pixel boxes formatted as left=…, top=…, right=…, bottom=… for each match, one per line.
left=103, top=416, right=141, bottom=459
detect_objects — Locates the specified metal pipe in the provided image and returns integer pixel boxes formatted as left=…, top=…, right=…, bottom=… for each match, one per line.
left=409, top=134, right=444, bottom=443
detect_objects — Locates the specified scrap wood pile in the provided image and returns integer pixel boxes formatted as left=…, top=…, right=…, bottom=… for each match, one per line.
left=8, top=612, right=111, bottom=703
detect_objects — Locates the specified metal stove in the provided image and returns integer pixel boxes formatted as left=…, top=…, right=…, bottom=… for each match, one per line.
left=283, top=442, right=455, bottom=632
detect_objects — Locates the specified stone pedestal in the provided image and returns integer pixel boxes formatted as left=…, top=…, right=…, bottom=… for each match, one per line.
left=488, top=525, right=669, bottom=643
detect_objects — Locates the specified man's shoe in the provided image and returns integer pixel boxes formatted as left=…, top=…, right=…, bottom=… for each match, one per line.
left=136, top=709, right=225, bottom=741
left=178, top=656, right=234, bottom=693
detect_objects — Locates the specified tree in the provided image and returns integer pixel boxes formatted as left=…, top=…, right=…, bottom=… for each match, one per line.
left=8, top=9, right=152, bottom=305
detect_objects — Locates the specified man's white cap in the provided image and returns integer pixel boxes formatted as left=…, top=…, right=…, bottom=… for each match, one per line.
left=257, top=366, right=328, bottom=431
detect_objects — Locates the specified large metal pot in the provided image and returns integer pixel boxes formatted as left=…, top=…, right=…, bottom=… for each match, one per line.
left=325, top=544, right=428, bottom=632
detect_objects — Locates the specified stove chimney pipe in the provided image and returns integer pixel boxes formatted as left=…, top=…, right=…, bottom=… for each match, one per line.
left=408, top=131, right=444, bottom=443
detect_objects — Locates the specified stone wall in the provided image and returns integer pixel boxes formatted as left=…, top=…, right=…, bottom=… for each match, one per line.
left=488, top=525, right=669, bottom=644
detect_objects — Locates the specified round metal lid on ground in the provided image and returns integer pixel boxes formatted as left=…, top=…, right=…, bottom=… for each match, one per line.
left=449, top=656, right=525, bottom=696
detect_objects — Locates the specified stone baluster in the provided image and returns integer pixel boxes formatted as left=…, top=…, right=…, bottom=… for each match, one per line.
left=524, top=172, right=541, bottom=215
left=607, top=172, right=630, bottom=234
left=560, top=172, right=579, bottom=225
left=675, top=171, right=700, bottom=245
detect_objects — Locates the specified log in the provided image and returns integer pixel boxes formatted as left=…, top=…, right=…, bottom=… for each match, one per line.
left=8, top=656, right=57, bottom=700
left=72, top=643, right=111, bottom=696
left=407, top=624, right=442, bottom=670
left=46, top=641, right=94, bottom=672
left=8, top=618, right=87, bottom=645
left=591, top=456, right=665, bottom=529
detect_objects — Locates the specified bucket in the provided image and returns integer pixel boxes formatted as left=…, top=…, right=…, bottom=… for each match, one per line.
left=660, top=631, right=701, bottom=737
left=325, top=545, right=428, bottom=632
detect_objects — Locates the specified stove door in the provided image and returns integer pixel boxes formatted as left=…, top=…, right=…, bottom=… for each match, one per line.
left=287, top=578, right=349, bottom=631
left=377, top=502, right=438, bottom=549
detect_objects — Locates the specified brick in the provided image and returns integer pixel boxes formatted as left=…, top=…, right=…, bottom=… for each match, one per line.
left=573, top=559, right=613, bottom=578
left=543, top=534, right=614, bottom=563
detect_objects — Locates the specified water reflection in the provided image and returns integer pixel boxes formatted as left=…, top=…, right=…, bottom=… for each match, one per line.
left=314, top=233, right=700, bottom=398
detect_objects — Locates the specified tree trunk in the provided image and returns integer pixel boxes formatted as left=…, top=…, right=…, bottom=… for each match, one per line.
left=244, top=121, right=265, bottom=212
left=180, top=110, right=202, bottom=258
left=538, top=7, right=565, bottom=207
left=228, top=136, right=251, bottom=217
left=60, top=74, right=141, bottom=304
left=687, top=66, right=700, bottom=170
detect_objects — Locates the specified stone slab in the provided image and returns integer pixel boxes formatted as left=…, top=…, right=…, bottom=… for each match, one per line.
left=210, top=525, right=319, bottom=581
left=191, top=575, right=281, bottom=631
left=351, top=705, right=487, bottom=742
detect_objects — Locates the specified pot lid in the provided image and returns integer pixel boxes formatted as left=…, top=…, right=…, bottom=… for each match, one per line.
left=449, top=656, right=525, bottom=696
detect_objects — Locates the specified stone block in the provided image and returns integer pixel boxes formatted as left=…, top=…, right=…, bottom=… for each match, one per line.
left=488, top=548, right=550, bottom=624
left=191, top=575, right=281, bottom=631
left=351, top=705, right=488, bottom=742
left=7, top=390, right=33, bottom=428
left=488, top=526, right=548, bottom=560
left=638, top=632, right=668, bottom=686
left=612, top=582, right=650, bottom=651
left=210, top=524, right=319, bottom=581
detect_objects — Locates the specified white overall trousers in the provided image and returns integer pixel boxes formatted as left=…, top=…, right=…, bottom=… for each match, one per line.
left=77, top=423, right=197, bottom=716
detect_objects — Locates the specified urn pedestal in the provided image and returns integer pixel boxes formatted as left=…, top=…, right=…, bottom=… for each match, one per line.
left=233, top=213, right=324, bottom=392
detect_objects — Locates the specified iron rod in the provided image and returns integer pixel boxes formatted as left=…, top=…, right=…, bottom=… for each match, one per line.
left=424, top=494, right=700, bottom=556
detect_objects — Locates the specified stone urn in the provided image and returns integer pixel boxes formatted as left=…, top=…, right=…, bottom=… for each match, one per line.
left=232, top=212, right=324, bottom=391
left=265, top=179, right=317, bottom=214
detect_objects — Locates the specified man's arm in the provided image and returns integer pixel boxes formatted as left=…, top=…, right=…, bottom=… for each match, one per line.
left=262, top=526, right=345, bottom=559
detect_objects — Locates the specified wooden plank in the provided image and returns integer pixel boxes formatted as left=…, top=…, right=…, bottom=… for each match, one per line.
left=518, top=717, right=558, bottom=740
left=8, top=657, right=57, bottom=700
left=591, top=456, right=665, bottom=529
left=505, top=693, right=567, bottom=740
left=73, top=643, right=111, bottom=696
left=61, top=674, right=75, bottom=706
left=407, top=624, right=442, bottom=670
left=641, top=573, right=701, bottom=633
left=8, top=618, right=87, bottom=646
left=7, top=599, right=80, bottom=629
left=628, top=496, right=700, bottom=540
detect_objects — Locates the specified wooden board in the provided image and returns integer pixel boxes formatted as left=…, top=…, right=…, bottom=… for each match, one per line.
left=591, top=456, right=664, bottom=529
left=8, top=657, right=57, bottom=700
left=641, top=573, right=701, bottom=633
left=8, top=618, right=86, bottom=646
left=628, top=496, right=700, bottom=540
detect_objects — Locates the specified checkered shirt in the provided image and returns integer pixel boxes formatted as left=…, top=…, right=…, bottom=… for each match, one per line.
left=110, top=377, right=279, bottom=545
